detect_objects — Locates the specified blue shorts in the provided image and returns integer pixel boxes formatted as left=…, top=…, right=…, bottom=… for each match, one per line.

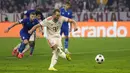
left=60, top=24, right=69, bottom=36
left=20, top=30, right=30, bottom=40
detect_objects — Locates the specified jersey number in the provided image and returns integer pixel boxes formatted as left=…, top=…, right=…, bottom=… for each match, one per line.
left=53, top=26, right=58, bottom=32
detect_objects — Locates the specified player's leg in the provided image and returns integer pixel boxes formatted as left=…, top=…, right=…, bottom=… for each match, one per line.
left=22, top=44, right=30, bottom=54
left=48, top=49, right=58, bottom=71
left=48, top=38, right=71, bottom=71
left=12, top=43, right=21, bottom=56
left=29, top=32, right=36, bottom=56
left=60, top=26, right=69, bottom=53
left=29, top=41, right=35, bottom=56
left=13, top=43, right=21, bottom=50
left=18, top=39, right=29, bottom=58
left=57, top=38, right=71, bottom=61
left=21, top=32, right=36, bottom=56
left=48, top=38, right=60, bottom=71
left=18, top=32, right=30, bottom=58
left=63, top=27, right=70, bottom=54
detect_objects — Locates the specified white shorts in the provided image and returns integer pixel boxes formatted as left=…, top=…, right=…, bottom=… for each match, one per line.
left=29, top=32, right=36, bottom=41
left=47, top=37, right=63, bottom=49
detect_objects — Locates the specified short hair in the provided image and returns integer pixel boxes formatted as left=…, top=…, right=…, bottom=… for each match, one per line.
left=65, top=2, right=71, bottom=5
left=35, top=11, right=42, bottom=16
left=53, top=9, right=60, bottom=14
left=30, top=12, right=36, bottom=15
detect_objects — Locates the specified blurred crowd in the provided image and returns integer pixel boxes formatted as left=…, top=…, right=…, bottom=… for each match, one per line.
left=0, top=0, right=130, bottom=13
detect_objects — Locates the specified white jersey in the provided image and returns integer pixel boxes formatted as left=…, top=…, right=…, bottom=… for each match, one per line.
left=40, top=16, right=69, bottom=38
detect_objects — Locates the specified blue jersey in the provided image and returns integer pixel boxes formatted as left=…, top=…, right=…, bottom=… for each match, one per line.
left=18, top=18, right=39, bottom=40
left=19, top=18, right=39, bottom=31
left=60, top=7, right=72, bottom=27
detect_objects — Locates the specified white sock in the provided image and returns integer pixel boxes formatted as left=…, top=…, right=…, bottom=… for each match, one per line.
left=14, top=43, right=21, bottom=50
left=49, top=50, right=58, bottom=68
left=57, top=47, right=66, bottom=59
left=22, top=44, right=30, bottom=54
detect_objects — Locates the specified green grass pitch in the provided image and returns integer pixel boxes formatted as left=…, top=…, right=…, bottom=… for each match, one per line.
left=0, top=38, right=130, bottom=73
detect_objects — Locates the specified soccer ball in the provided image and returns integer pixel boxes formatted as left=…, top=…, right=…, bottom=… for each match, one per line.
left=95, top=54, right=105, bottom=64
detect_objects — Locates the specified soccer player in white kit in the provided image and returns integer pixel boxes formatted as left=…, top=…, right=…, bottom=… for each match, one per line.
left=28, top=9, right=78, bottom=71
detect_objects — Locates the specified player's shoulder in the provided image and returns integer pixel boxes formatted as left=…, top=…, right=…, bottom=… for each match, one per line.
left=60, top=7, right=65, bottom=11
left=46, top=16, right=53, bottom=21
left=20, top=18, right=28, bottom=21
left=60, top=16, right=68, bottom=20
left=18, top=18, right=28, bottom=23
left=68, top=9, right=72, bottom=13
left=18, top=19, right=24, bottom=23
left=21, top=18, right=30, bottom=23
left=24, top=17, right=30, bottom=21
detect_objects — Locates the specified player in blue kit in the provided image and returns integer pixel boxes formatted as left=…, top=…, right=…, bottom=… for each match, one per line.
left=12, top=10, right=44, bottom=56
left=24, top=10, right=44, bottom=56
left=60, top=2, right=73, bottom=54
left=5, top=12, right=39, bottom=58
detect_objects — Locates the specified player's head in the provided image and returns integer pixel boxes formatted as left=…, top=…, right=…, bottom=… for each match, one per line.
left=36, top=11, right=42, bottom=20
left=30, top=12, right=36, bottom=20
left=65, top=2, right=71, bottom=9
left=53, top=9, right=60, bottom=21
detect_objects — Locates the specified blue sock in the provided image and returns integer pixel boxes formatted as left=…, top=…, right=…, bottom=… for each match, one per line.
left=18, top=42, right=26, bottom=53
left=64, top=38, right=69, bottom=49
left=30, top=42, right=35, bottom=55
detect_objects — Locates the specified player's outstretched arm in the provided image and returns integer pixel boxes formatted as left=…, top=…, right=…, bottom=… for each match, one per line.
left=4, top=22, right=20, bottom=33
left=68, top=19, right=78, bottom=31
left=28, top=24, right=41, bottom=34
left=38, top=26, right=44, bottom=35
left=69, top=23, right=72, bottom=32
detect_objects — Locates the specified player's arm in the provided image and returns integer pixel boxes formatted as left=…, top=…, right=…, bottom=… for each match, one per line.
left=4, top=22, right=20, bottom=33
left=67, top=19, right=78, bottom=31
left=28, top=24, right=41, bottom=34
left=69, top=21, right=72, bottom=32
left=69, top=11, right=73, bottom=32
left=38, top=26, right=44, bottom=35
left=62, top=16, right=78, bottom=31
left=29, top=19, right=47, bottom=34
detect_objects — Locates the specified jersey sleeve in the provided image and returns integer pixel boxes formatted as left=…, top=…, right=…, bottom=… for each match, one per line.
left=18, top=19, right=25, bottom=24
left=61, top=16, right=69, bottom=22
left=39, top=19, right=48, bottom=27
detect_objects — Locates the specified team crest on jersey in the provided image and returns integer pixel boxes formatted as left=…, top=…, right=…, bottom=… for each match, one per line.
left=68, top=12, right=70, bottom=15
left=62, top=12, right=64, bottom=15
